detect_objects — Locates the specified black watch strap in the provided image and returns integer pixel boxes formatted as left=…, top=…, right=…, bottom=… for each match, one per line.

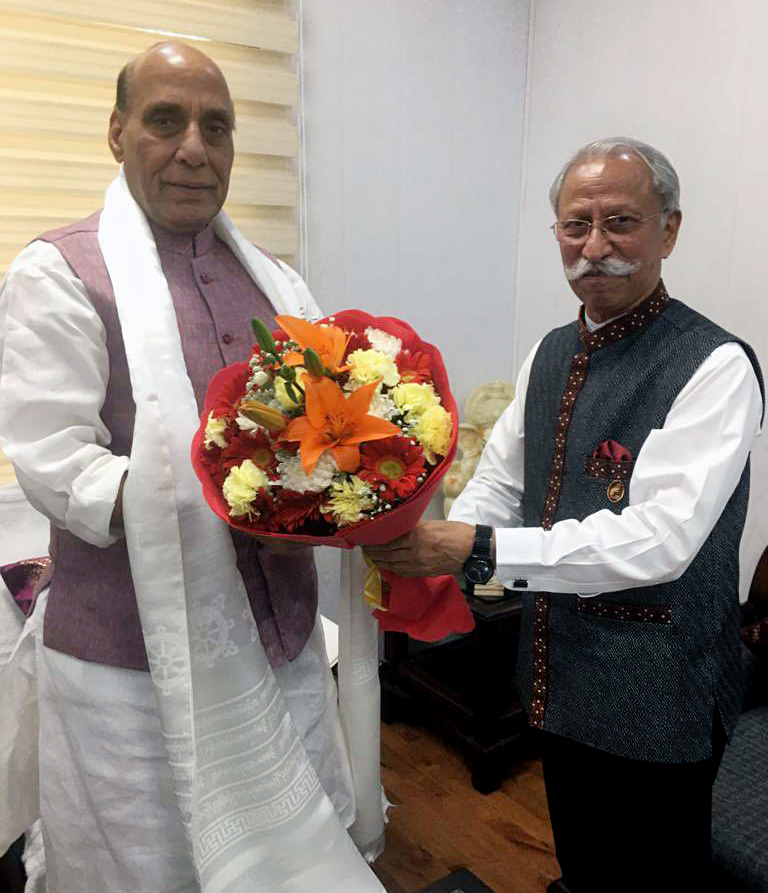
left=472, top=524, right=493, bottom=559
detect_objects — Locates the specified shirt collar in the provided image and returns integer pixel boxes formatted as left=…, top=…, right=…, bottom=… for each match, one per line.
left=148, top=218, right=216, bottom=257
left=578, top=280, right=670, bottom=353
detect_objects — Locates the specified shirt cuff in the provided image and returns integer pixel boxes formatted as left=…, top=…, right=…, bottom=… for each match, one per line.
left=65, top=454, right=129, bottom=547
left=494, top=526, right=601, bottom=596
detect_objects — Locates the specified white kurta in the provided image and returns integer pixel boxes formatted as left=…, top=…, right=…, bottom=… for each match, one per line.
left=450, top=336, right=763, bottom=594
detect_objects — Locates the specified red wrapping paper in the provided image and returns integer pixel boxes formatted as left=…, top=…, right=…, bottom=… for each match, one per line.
left=192, top=309, right=474, bottom=640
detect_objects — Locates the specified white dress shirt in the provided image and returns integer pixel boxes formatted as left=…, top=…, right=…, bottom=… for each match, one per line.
left=449, top=333, right=763, bottom=596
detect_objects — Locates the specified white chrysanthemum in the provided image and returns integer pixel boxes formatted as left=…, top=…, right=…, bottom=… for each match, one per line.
left=323, top=475, right=375, bottom=525
left=247, top=368, right=270, bottom=389
left=366, top=388, right=398, bottom=421
left=347, top=348, right=400, bottom=388
left=365, top=327, right=402, bottom=358
left=204, top=412, right=229, bottom=449
left=278, top=453, right=338, bottom=493
left=222, top=460, right=270, bottom=517
left=235, top=412, right=261, bottom=433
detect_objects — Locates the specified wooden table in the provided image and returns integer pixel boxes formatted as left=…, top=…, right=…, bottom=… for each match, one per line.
left=380, top=593, right=531, bottom=793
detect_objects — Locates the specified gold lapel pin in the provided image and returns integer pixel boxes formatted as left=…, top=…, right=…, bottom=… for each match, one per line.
left=607, top=479, right=625, bottom=503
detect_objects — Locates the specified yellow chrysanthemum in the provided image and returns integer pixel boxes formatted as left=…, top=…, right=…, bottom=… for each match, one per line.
left=323, top=475, right=375, bottom=526
left=347, top=349, right=400, bottom=388
left=204, top=412, right=229, bottom=449
left=411, top=404, right=452, bottom=463
left=222, top=459, right=270, bottom=517
left=391, top=382, right=439, bottom=416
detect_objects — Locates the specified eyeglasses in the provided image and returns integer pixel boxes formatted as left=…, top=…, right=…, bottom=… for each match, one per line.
left=551, top=210, right=666, bottom=244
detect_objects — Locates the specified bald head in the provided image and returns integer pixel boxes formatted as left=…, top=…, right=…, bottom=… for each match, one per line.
left=115, top=42, right=233, bottom=118
left=108, top=42, right=235, bottom=232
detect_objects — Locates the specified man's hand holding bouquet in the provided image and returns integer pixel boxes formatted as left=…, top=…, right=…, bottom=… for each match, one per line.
left=192, top=310, right=474, bottom=640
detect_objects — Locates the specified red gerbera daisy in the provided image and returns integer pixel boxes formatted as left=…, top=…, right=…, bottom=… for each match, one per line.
left=271, top=490, right=325, bottom=532
left=359, top=436, right=426, bottom=502
left=220, top=429, right=277, bottom=475
left=396, top=350, right=432, bottom=384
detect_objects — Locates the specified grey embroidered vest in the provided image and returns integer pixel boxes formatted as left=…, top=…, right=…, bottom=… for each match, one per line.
left=38, top=212, right=317, bottom=670
left=517, top=283, right=763, bottom=762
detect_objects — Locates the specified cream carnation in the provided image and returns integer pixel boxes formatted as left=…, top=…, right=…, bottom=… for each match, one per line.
left=204, top=412, right=229, bottom=449
left=391, top=382, right=439, bottom=416
left=411, top=404, right=452, bottom=463
left=364, top=327, right=402, bottom=358
left=323, top=475, right=375, bottom=526
left=347, top=349, right=400, bottom=388
left=222, top=460, right=270, bottom=517
left=278, top=453, right=337, bottom=493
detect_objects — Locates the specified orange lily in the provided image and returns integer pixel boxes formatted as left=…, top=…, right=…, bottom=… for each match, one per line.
left=282, top=377, right=400, bottom=473
left=275, top=315, right=349, bottom=374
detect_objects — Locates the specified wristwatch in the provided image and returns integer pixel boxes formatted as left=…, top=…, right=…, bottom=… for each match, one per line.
left=462, top=524, right=495, bottom=594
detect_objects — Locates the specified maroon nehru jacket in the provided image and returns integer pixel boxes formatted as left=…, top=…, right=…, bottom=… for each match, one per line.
left=37, top=212, right=318, bottom=671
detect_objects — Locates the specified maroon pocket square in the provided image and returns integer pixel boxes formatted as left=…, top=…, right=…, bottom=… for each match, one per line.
left=585, top=440, right=634, bottom=502
left=591, top=439, right=633, bottom=462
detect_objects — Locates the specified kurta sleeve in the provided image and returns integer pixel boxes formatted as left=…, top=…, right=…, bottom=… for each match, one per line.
left=0, top=240, right=129, bottom=547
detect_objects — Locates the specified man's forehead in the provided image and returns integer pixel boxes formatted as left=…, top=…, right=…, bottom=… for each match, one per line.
left=560, top=155, right=654, bottom=205
left=130, top=48, right=231, bottom=102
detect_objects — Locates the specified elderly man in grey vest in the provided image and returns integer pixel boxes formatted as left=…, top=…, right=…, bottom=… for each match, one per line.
left=367, top=138, right=764, bottom=893
left=0, top=42, right=385, bottom=893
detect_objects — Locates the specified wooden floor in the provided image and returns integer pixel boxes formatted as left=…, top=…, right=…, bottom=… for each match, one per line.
left=373, top=721, right=560, bottom=893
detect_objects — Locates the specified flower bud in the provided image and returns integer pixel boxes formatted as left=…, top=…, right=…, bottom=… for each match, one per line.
left=239, top=400, right=288, bottom=432
left=303, top=347, right=327, bottom=378
left=251, top=318, right=277, bottom=355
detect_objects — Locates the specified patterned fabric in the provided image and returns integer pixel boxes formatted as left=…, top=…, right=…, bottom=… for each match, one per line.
left=711, top=706, right=768, bottom=892
left=0, top=557, right=52, bottom=617
left=37, top=214, right=317, bottom=670
left=517, top=285, right=765, bottom=761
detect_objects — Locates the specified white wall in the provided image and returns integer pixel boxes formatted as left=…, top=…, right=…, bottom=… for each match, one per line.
left=517, top=0, right=768, bottom=596
left=301, top=0, right=531, bottom=410
left=301, top=0, right=531, bottom=617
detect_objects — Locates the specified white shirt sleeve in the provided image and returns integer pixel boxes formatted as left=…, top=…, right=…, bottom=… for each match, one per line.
left=0, top=240, right=129, bottom=547
left=449, top=340, right=762, bottom=595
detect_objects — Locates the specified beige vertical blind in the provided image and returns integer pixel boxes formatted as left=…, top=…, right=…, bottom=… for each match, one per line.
left=0, top=0, right=300, bottom=485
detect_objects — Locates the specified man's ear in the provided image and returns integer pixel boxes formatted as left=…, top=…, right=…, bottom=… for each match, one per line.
left=661, top=209, right=682, bottom=258
left=108, top=109, right=125, bottom=163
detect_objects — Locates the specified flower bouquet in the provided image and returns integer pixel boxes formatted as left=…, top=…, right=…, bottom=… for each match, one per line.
left=192, top=310, right=474, bottom=640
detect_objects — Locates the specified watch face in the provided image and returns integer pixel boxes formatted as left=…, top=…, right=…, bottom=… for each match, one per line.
left=464, top=556, right=494, bottom=584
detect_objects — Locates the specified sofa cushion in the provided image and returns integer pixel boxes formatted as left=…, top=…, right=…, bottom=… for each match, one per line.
left=711, top=705, right=768, bottom=891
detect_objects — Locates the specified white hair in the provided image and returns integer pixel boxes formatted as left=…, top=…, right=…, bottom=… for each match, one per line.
left=549, top=137, right=681, bottom=221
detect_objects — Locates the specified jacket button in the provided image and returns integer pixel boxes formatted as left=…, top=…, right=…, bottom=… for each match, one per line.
left=222, top=333, right=233, bottom=345
left=200, top=271, right=212, bottom=284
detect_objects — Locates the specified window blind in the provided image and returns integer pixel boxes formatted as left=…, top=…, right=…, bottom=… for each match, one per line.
left=0, top=0, right=300, bottom=487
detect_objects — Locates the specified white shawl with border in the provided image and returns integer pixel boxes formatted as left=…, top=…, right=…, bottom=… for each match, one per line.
left=97, top=171, right=385, bottom=893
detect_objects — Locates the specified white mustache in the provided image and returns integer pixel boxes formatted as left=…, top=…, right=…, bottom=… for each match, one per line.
left=564, top=256, right=642, bottom=281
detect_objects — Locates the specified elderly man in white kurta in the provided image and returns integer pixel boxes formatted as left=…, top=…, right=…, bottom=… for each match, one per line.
left=0, top=42, right=385, bottom=893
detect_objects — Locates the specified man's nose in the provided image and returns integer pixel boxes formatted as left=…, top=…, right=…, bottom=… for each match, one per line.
left=581, top=224, right=612, bottom=262
left=175, top=124, right=207, bottom=167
